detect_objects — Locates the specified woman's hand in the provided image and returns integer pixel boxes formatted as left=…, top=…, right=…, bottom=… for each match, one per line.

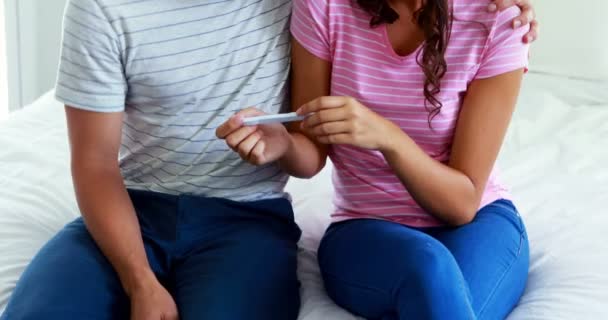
left=216, top=108, right=292, bottom=166
left=129, top=271, right=179, bottom=320
left=489, top=0, right=539, bottom=43
left=297, top=96, right=400, bottom=152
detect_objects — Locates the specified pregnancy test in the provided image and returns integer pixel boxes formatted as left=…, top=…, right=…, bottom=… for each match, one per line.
left=242, top=112, right=308, bottom=126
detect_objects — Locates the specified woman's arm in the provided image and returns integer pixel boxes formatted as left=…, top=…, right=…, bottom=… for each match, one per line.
left=380, top=70, right=524, bottom=225
left=277, top=39, right=331, bottom=178
left=298, top=70, right=524, bottom=226
left=65, top=107, right=178, bottom=319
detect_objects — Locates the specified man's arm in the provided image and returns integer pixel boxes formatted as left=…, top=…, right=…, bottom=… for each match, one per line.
left=65, top=106, right=177, bottom=320
left=66, top=107, right=149, bottom=294
left=215, top=39, right=330, bottom=179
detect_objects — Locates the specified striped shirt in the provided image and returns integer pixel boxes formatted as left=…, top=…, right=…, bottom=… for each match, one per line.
left=291, top=0, right=529, bottom=226
left=56, top=0, right=292, bottom=201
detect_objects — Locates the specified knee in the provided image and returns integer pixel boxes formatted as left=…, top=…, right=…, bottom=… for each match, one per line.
left=403, top=242, right=462, bottom=289
left=394, top=243, right=473, bottom=318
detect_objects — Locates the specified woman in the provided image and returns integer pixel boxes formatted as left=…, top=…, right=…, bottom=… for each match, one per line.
left=289, top=0, right=530, bottom=318
left=217, top=0, right=536, bottom=318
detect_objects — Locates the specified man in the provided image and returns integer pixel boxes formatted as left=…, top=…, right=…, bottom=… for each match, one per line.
left=0, top=1, right=537, bottom=319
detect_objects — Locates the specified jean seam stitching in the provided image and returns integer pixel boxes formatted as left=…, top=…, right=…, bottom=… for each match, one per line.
left=476, top=242, right=523, bottom=319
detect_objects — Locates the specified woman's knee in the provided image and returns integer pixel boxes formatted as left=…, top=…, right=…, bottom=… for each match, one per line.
left=401, top=241, right=464, bottom=288
left=319, top=229, right=472, bottom=319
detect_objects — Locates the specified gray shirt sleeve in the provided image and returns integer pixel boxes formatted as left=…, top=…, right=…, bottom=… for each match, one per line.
left=55, top=0, right=127, bottom=112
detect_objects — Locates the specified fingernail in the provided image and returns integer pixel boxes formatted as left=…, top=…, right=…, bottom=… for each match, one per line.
left=513, top=20, right=522, bottom=28
left=526, top=35, right=534, bottom=42
left=488, top=3, right=497, bottom=12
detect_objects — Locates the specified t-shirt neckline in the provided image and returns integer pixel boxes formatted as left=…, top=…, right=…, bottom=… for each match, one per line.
left=380, top=23, right=425, bottom=61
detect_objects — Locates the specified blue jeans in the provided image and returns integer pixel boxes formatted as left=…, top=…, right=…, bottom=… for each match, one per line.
left=318, top=200, right=529, bottom=320
left=1, top=189, right=301, bottom=320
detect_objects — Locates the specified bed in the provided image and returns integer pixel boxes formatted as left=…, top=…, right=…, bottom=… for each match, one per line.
left=3, top=1, right=608, bottom=315
left=1, top=71, right=607, bottom=319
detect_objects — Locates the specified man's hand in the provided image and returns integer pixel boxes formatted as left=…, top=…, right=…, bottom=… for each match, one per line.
left=216, top=108, right=292, bottom=166
left=129, top=272, right=179, bottom=320
left=489, top=0, right=539, bottom=43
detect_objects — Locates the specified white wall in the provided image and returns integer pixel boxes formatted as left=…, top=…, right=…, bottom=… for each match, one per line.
left=6, top=0, right=67, bottom=110
left=0, top=0, right=8, bottom=120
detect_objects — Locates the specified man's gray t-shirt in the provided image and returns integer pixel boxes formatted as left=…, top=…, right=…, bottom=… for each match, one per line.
left=56, top=0, right=292, bottom=201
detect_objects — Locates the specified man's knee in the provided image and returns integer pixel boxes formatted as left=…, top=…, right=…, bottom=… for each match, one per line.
left=1, top=218, right=129, bottom=320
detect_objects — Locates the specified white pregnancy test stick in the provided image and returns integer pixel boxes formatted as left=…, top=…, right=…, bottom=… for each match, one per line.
left=242, top=112, right=307, bottom=126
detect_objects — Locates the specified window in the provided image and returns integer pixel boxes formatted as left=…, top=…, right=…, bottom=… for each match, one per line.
left=0, top=1, right=8, bottom=121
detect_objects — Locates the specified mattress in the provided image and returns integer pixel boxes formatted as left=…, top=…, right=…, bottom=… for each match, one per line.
left=1, top=73, right=607, bottom=319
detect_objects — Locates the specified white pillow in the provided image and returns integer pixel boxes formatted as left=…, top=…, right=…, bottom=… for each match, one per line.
left=529, top=1, right=608, bottom=80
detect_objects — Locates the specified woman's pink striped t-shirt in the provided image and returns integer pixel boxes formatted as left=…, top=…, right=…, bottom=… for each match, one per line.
left=291, top=0, right=529, bottom=227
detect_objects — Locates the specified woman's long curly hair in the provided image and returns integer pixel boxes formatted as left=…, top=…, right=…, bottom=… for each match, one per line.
left=356, top=0, right=453, bottom=123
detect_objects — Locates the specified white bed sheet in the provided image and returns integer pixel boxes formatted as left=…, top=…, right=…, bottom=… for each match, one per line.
left=1, top=73, right=607, bottom=319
